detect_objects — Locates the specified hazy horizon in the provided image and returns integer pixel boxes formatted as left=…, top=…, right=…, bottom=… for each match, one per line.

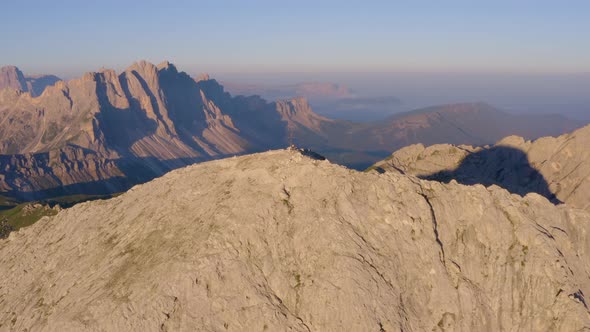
left=4, top=61, right=589, bottom=121
left=210, top=70, right=588, bottom=118
left=2, top=1, right=588, bottom=120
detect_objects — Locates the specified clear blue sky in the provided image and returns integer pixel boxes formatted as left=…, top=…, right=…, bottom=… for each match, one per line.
left=1, top=0, right=589, bottom=76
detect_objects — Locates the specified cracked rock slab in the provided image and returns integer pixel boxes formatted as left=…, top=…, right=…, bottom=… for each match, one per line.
left=1, top=149, right=590, bottom=331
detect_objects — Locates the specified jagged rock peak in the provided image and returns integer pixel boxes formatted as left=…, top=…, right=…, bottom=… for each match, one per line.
left=130, top=59, right=157, bottom=70
left=0, top=65, right=27, bottom=91
left=277, top=96, right=310, bottom=107
left=156, top=60, right=177, bottom=72
left=79, top=70, right=119, bottom=86
left=81, top=71, right=101, bottom=82
left=0, top=66, right=62, bottom=97
left=0, top=65, right=23, bottom=76
left=276, top=97, right=313, bottom=114
left=196, top=73, right=211, bottom=82
left=78, top=60, right=183, bottom=84
left=288, top=145, right=326, bottom=160
left=126, top=61, right=165, bottom=82
left=97, top=67, right=117, bottom=74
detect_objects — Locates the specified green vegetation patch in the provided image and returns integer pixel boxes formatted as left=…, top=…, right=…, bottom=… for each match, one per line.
left=0, top=192, right=121, bottom=239
left=0, top=203, right=59, bottom=232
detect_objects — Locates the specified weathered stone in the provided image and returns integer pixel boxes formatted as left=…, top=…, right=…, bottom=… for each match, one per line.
left=372, top=124, right=590, bottom=212
left=1, top=149, right=589, bottom=331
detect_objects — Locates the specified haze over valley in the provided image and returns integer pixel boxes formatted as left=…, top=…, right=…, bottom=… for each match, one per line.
left=221, top=71, right=590, bottom=122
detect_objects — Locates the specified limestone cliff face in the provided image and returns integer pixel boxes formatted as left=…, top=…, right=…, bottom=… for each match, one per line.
left=1, top=149, right=589, bottom=331
left=0, top=146, right=124, bottom=200
left=0, top=61, right=261, bottom=158
left=0, top=64, right=585, bottom=199
left=276, top=97, right=332, bottom=133
left=371, top=124, right=590, bottom=212
left=0, top=66, right=27, bottom=92
left=0, top=66, right=60, bottom=97
left=0, top=62, right=314, bottom=198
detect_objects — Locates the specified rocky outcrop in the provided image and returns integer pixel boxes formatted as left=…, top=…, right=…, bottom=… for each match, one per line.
left=0, top=66, right=60, bottom=97
left=371, top=124, right=590, bottom=212
left=365, top=103, right=583, bottom=150
left=280, top=102, right=583, bottom=170
left=1, top=149, right=590, bottom=330
left=276, top=97, right=333, bottom=133
left=0, top=220, right=12, bottom=239
left=0, top=146, right=126, bottom=200
left=0, top=66, right=27, bottom=92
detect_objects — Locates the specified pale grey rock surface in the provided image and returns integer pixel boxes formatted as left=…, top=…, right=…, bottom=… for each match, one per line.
left=372, top=124, right=590, bottom=212
left=0, top=66, right=27, bottom=92
left=0, top=66, right=60, bottom=97
left=1, top=149, right=589, bottom=331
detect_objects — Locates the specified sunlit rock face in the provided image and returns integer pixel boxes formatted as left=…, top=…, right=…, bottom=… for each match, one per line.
left=1, top=148, right=590, bottom=331
left=0, top=62, right=319, bottom=199
left=0, top=63, right=584, bottom=200
left=0, top=65, right=60, bottom=97
left=370, top=124, right=590, bottom=212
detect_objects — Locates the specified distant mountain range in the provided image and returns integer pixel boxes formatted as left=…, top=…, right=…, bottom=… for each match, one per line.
left=0, top=61, right=585, bottom=200
left=292, top=102, right=585, bottom=168
left=223, top=80, right=405, bottom=121
left=0, top=61, right=308, bottom=199
left=223, top=81, right=355, bottom=101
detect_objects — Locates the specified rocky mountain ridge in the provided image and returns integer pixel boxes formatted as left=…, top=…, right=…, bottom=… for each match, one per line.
left=1, top=148, right=589, bottom=331
left=0, top=62, right=585, bottom=200
left=371, top=124, right=590, bottom=212
left=0, top=61, right=319, bottom=199
left=0, top=65, right=61, bottom=97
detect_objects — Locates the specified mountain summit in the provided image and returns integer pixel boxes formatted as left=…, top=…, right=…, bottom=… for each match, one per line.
left=0, top=66, right=27, bottom=92
left=1, top=148, right=589, bottom=330
left=0, top=65, right=61, bottom=97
